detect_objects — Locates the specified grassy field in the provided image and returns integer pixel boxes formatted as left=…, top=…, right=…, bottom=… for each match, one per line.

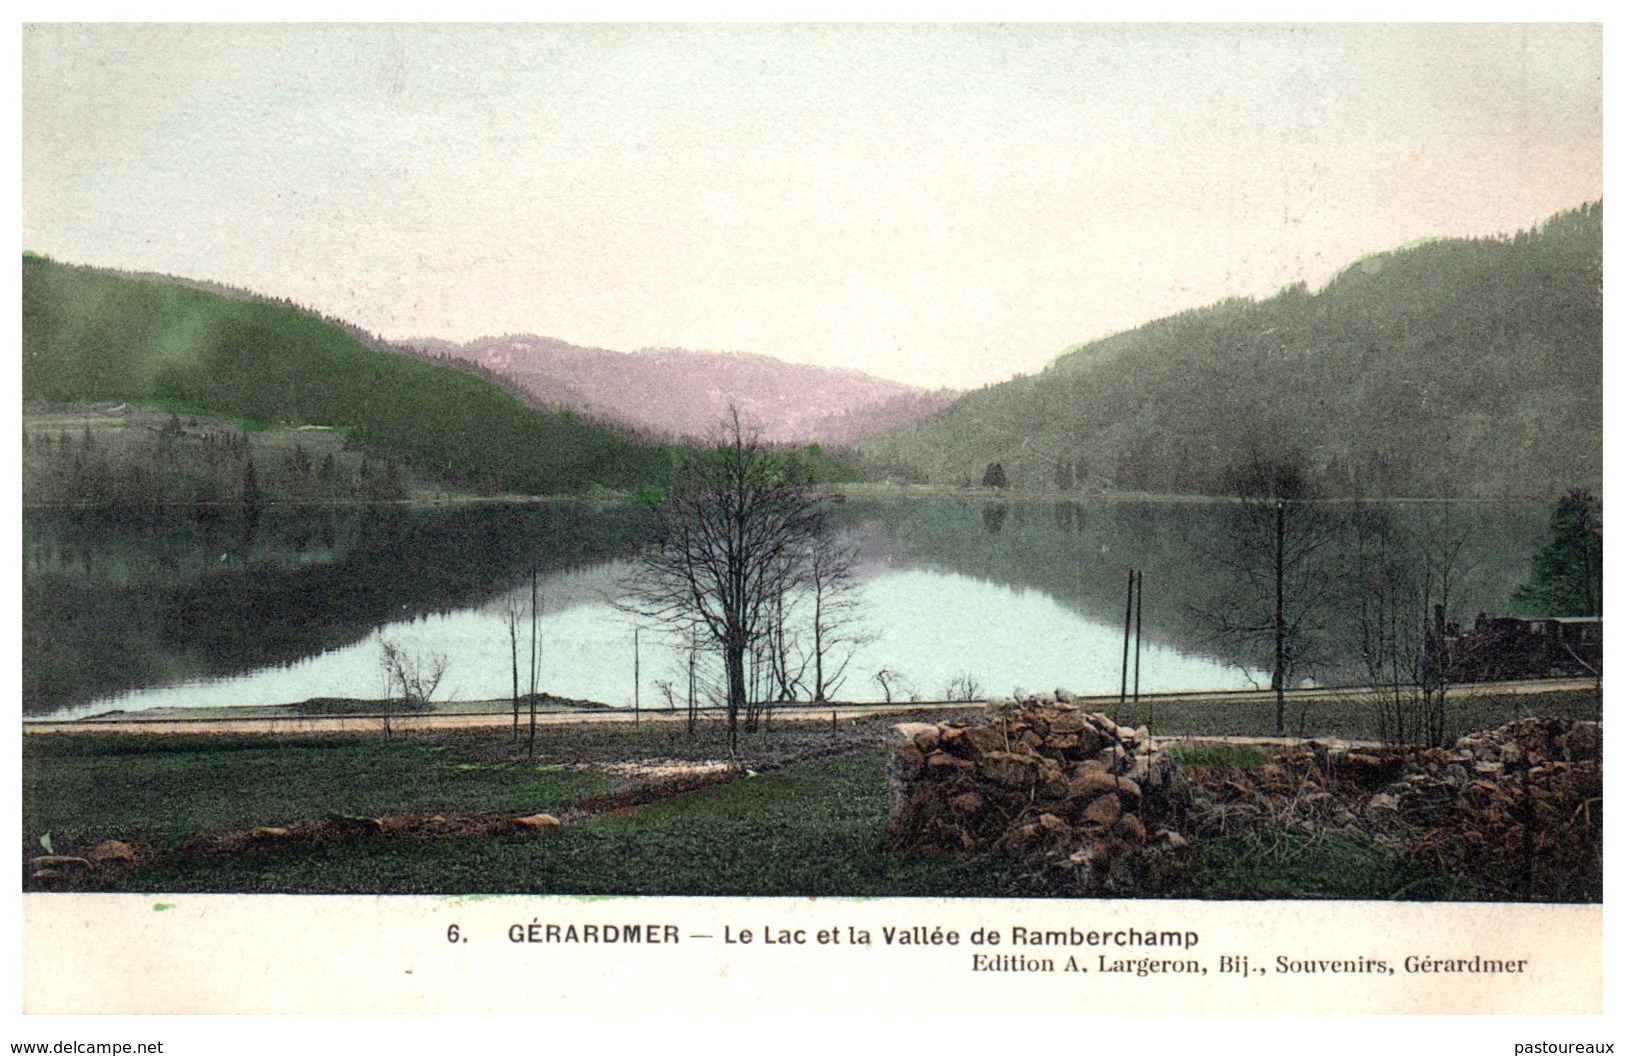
left=89, top=752, right=1022, bottom=897
left=21, top=734, right=610, bottom=851
left=22, top=688, right=1599, bottom=898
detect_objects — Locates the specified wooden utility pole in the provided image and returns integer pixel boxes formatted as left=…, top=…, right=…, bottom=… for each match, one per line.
left=1120, top=569, right=1134, bottom=705
left=686, top=635, right=697, bottom=736
left=633, top=627, right=641, bottom=725
left=507, top=600, right=520, bottom=744
left=1119, top=569, right=1144, bottom=706
left=1132, top=570, right=1144, bottom=705
left=528, top=567, right=539, bottom=761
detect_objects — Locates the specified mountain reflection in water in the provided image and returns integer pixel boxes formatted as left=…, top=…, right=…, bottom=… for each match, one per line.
left=22, top=498, right=1545, bottom=719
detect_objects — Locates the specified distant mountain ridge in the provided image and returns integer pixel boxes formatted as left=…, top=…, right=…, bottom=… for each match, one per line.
left=408, top=335, right=960, bottom=445
left=856, top=202, right=1602, bottom=500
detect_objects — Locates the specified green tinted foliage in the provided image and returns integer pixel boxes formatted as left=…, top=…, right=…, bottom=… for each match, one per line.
left=1513, top=490, right=1602, bottom=616
left=857, top=203, right=1601, bottom=499
left=1194, top=827, right=1466, bottom=900
left=22, top=257, right=674, bottom=495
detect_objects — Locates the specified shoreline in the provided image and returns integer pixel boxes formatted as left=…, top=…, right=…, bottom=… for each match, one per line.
left=21, top=678, right=1596, bottom=736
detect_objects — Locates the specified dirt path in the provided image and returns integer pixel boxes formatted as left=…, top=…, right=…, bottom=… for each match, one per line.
left=22, top=678, right=1595, bottom=737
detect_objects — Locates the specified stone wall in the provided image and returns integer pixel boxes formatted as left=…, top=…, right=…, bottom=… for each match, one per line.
left=883, top=693, right=1191, bottom=894
left=885, top=698, right=1602, bottom=902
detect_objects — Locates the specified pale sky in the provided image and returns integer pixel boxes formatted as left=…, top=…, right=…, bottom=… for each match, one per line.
left=21, top=23, right=1602, bottom=389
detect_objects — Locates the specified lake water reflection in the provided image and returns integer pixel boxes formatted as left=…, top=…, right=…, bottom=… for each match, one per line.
left=47, top=566, right=1249, bottom=720
left=22, top=498, right=1544, bottom=719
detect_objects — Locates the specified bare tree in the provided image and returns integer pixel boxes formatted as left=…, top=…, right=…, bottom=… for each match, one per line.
left=625, top=408, right=825, bottom=751
left=1347, top=507, right=1477, bottom=746
left=378, top=638, right=449, bottom=737
left=743, top=514, right=870, bottom=714
left=748, top=592, right=805, bottom=730
left=802, top=528, right=870, bottom=703
left=1196, top=453, right=1345, bottom=734
left=766, top=591, right=808, bottom=704
left=379, top=639, right=450, bottom=708
left=1347, top=508, right=1423, bottom=743
left=872, top=668, right=914, bottom=705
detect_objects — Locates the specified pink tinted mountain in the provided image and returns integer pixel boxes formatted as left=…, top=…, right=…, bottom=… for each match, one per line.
left=407, top=335, right=960, bottom=446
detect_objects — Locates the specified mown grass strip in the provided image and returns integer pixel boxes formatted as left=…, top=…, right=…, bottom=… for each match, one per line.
left=22, top=733, right=608, bottom=849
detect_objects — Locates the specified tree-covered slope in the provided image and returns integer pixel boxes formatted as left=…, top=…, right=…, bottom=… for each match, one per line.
left=22, top=254, right=673, bottom=495
left=857, top=203, right=1602, bottom=499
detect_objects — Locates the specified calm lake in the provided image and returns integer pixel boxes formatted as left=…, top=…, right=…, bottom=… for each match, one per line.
left=22, top=497, right=1548, bottom=720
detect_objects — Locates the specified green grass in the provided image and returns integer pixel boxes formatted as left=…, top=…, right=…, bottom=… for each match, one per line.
left=21, top=710, right=1508, bottom=897
left=1192, top=827, right=1467, bottom=901
left=78, top=743, right=1473, bottom=899
left=22, top=734, right=608, bottom=851
left=546, top=752, right=1008, bottom=896
left=82, top=750, right=1019, bottom=896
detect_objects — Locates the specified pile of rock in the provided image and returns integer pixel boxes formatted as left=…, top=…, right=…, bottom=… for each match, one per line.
left=1179, top=743, right=1462, bottom=837
left=1456, top=716, right=1601, bottom=769
left=883, top=693, right=1190, bottom=894
left=1178, top=717, right=1602, bottom=901
left=1403, top=718, right=1601, bottom=901
left=884, top=702, right=1602, bottom=901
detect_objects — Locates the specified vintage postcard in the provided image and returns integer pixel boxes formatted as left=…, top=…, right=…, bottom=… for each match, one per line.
left=15, top=22, right=1607, bottom=1040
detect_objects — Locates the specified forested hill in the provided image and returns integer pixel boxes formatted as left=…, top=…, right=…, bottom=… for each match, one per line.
left=21, top=254, right=673, bottom=495
left=857, top=202, right=1602, bottom=499
left=408, top=335, right=960, bottom=446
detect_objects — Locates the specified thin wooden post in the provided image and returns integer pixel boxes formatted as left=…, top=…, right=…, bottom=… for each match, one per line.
left=1119, top=569, right=1134, bottom=705
left=528, top=567, right=539, bottom=761
left=1132, top=571, right=1144, bottom=705
left=686, top=637, right=697, bottom=737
